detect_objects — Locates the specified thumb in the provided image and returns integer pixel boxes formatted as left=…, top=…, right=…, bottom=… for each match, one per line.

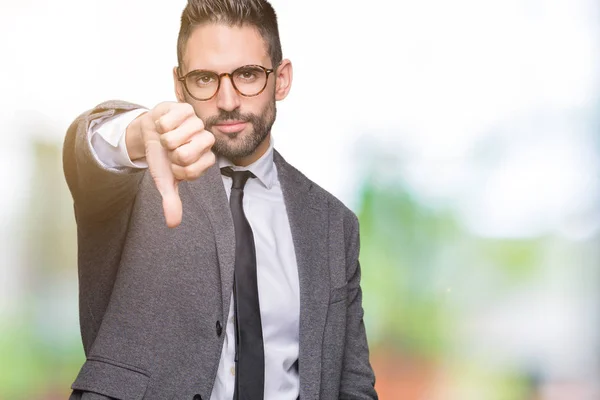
left=144, top=132, right=182, bottom=228
left=160, top=183, right=182, bottom=229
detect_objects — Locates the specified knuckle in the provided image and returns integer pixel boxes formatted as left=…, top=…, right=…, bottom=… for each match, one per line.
left=176, top=148, right=190, bottom=164
left=153, top=101, right=168, bottom=114
left=162, top=137, right=177, bottom=151
left=204, top=131, right=216, bottom=147
left=172, top=165, right=185, bottom=181
left=182, top=102, right=195, bottom=116
left=183, top=165, right=198, bottom=180
left=206, top=151, right=216, bottom=165
left=200, top=152, right=215, bottom=171
left=153, top=116, right=163, bottom=131
left=187, top=120, right=201, bottom=136
left=157, top=117, right=171, bottom=133
left=159, top=135, right=170, bottom=149
left=194, top=117, right=205, bottom=132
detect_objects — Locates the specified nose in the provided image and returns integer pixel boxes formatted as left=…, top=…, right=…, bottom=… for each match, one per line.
left=216, top=74, right=241, bottom=112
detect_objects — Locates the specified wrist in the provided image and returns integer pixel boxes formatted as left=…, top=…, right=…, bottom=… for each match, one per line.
left=126, top=112, right=147, bottom=161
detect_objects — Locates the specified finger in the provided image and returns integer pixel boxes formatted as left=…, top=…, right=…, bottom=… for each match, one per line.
left=171, top=151, right=217, bottom=181
left=148, top=101, right=179, bottom=131
left=160, top=116, right=205, bottom=151
left=144, top=130, right=183, bottom=228
left=168, top=131, right=216, bottom=166
left=153, top=102, right=196, bottom=135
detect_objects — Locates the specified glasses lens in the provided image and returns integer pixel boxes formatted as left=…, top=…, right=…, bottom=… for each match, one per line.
left=232, top=66, right=268, bottom=96
left=185, top=70, right=220, bottom=100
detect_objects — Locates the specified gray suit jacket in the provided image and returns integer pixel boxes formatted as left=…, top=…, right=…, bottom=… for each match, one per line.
left=63, top=100, right=377, bottom=400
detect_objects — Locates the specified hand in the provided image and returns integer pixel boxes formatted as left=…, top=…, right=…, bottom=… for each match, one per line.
left=128, top=102, right=216, bottom=228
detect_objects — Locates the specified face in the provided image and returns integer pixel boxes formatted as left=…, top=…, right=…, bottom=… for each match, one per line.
left=174, top=23, right=293, bottom=165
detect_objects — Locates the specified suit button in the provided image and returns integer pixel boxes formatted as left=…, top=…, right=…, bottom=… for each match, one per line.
left=193, top=395, right=202, bottom=400
left=216, top=320, right=223, bottom=337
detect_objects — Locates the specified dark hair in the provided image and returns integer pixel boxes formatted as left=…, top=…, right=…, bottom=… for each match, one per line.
left=177, top=0, right=282, bottom=70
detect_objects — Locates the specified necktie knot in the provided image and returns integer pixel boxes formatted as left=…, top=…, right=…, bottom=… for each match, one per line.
left=221, top=167, right=255, bottom=190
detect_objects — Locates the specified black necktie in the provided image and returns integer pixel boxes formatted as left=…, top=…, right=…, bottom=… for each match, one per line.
left=220, top=167, right=265, bottom=400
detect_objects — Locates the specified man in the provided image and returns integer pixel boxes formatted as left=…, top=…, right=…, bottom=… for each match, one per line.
left=63, top=0, right=377, bottom=399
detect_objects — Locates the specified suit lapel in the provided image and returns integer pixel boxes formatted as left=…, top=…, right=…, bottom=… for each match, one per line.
left=184, top=163, right=236, bottom=322
left=275, top=151, right=330, bottom=400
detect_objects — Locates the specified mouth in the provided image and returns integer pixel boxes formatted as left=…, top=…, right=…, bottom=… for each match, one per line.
left=213, top=120, right=248, bottom=134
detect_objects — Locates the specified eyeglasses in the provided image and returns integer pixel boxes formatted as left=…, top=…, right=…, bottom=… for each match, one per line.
left=177, top=64, right=275, bottom=101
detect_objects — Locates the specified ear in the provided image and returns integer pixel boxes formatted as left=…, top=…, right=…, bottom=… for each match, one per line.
left=173, top=66, right=186, bottom=103
left=274, top=59, right=293, bottom=101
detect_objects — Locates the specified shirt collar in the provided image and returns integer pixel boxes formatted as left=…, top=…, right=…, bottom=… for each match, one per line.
left=217, top=137, right=276, bottom=190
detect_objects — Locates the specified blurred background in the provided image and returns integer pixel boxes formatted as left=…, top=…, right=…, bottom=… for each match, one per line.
left=1, top=0, right=599, bottom=398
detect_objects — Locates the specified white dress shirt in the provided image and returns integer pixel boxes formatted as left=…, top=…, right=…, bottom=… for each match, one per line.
left=88, top=110, right=301, bottom=400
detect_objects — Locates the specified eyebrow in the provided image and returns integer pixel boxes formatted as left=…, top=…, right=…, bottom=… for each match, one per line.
left=183, top=63, right=270, bottom=73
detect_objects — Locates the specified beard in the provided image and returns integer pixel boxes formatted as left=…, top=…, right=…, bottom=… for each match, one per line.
left=203, top=98, right=276, bottom=161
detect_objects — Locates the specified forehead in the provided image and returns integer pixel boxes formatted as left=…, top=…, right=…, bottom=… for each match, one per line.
left=183, top=23, right=270, bottom=72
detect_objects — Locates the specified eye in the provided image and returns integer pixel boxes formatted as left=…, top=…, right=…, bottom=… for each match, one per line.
left=235, top=67, right=262, bottom=82
left=240, top=71, right=256, bottom=79
left=189, top=72, right=217, bottom=86
left=196, top=75, right=215, bottom=85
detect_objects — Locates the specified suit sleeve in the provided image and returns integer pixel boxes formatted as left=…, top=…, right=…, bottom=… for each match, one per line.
left=63, top=100, right=147, bottom=222
left=339, top=213, right=378, bottom=399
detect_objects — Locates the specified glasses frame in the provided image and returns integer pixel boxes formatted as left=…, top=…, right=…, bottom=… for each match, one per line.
left=177, top=64, right=275, bottom=101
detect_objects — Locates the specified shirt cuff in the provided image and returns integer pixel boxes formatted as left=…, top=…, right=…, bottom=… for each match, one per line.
left=88, top=108, right=149, bottom=169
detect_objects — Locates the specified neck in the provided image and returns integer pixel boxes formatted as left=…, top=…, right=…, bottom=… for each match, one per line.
left=231, top=133, right=271, bottom=167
